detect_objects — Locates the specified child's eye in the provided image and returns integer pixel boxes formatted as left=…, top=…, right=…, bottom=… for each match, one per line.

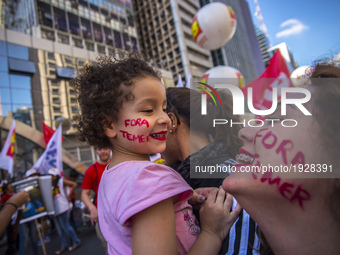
left=163, top=108, right=167, bottom=112
left=142, top=109, right=153, bottom=113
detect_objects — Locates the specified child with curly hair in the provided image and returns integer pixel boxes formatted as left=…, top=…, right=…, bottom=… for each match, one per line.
left=73, top=50, right=241, bottom=255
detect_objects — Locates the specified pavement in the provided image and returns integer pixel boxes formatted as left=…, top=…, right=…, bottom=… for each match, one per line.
left=0, top=224, right=106, bottom=255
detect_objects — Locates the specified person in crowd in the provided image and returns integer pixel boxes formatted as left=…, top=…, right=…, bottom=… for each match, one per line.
left=1, top=182, right=21, bottom=253
left=163, top=87, right=242, bottom=189
left=222, top=60, right=340, bottom=254
left=65, top=169, right=79, bottom=229
left=73, top=51, right=241, bottom=255
left=18, top=169, right=40, bottom=255
left=80, top=146, right=111, bottom=253
left=0, top=190, right=29, bottom=236
left=48, top=168, right=81, bottom=254
left=163, top=87, right=261, bottom=254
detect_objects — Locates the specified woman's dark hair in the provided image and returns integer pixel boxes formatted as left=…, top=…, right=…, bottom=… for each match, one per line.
left=73, top=50, right=161, bottom=148
left=310, top=61, right=340, bottom=161
left=166, top=87, right=242, bottom=157
left=52, top=175, right=61, bottom=189
left=69, top=169, right=79, bottom=179
left=2, top=182, right=11, bottom=193
left=310, top=60, right=340, bottom=227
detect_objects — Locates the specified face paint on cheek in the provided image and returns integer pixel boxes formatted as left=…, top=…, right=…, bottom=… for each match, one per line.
left=258, top=131, right=305, bottom=168
left=261, top=131, right=278, bottom=149
left=275, top=140, right=294, bottom=164
left=124, top=118, right=149, bottom=128
left=289, top=185, right=311, bottom=211
left=251, top=154, right=261, bottom=179
left=260, top=167, right=311, bottom=211
left=119, top=130, right=150, bottom=143
left=254, top=128, right=268, bottom=145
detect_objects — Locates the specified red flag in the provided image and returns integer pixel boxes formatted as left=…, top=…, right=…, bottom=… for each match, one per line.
left=42, top=122, right=63, bottom=144
left=242, top=50, right=293, bottom=115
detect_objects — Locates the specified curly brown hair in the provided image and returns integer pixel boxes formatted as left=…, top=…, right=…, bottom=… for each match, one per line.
left=73, top=51, right=161, bottom=148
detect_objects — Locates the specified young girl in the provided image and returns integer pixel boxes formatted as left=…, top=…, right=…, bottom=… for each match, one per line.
left=48, top=168, right=81, bottom=254
left=74, top=51, right=241, bottom=255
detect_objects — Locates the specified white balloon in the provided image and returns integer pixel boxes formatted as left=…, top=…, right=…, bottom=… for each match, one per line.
left=290, top=66, right=313, bottom=87
left=191, top=2, right=237, bottom=50
left=200, top=66, right=244, bottom=88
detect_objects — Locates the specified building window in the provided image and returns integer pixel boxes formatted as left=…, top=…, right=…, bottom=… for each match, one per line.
left=104, top=27, right=113, bottom=46
left=41, top=28, right=55, bottom=41
left=0, top=73, right=33, bottom=120
left=58, top=32, right=70, bottom=45
left=52, top=97, right=60, bottom=104
left=37, top=1, right=53, bottom=28
left=131, top=37, right=138, bottom=51
left=81, top=18, right=92, bottom=40
left=78, top=60, right=85, bottom=66
left=72, top=37, right=83, bottom=48
left=97, top=45, right=106, bottom=54
left=68, top=12, right=81, bottom=35
left=53, top=106, right=61, bottom=113
left=93, top=22, right=103, bottom=42
left=85, top=41, right=94, bottom=51
left=123, top=33, right=130, bottom=50
left=54, top=7, right=68, bottom=32
left=48, top=52, right=55, bottom=60
left=113, top=30, right=122, bottom=48
left=8, top=44, right=29, bottom=60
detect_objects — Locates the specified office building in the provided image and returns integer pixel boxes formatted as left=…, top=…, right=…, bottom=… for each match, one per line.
left=255, top=25, right=271, bottom=67
left=0, top=0, right=173, bottom=177
left=132, top=0, right=213, bottom=84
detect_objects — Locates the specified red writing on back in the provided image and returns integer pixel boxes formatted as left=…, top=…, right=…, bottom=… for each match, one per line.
left=125, top=118, right=149, bottom=128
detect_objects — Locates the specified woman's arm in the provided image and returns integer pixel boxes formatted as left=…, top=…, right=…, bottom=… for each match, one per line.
left=63, top=179, right=77, bottom=201
left=0, top=190, right=29, bottom=236
left=131, top=188, right=241, bottom=255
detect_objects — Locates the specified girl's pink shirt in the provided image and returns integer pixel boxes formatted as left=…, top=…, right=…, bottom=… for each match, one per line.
left=98, top=161, right=199, bottom=255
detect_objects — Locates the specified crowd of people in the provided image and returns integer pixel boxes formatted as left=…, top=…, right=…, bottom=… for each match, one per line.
left=1, top=49, right=340, bottom=255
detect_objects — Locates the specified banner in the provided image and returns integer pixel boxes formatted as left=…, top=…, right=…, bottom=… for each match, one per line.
left=242, top=50, right=293, bottom=116
left=12, top=177, right=47, bottom=223
left=0, top=119, right=15, bottom=177
left=32, top=125, right=63, bottom=176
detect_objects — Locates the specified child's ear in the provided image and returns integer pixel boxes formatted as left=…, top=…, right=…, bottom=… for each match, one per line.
left=103, top=119, right=117, bottom=138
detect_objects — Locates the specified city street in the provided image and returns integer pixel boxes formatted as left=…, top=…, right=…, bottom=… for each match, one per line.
left=0, top=224, right=106, bottom=255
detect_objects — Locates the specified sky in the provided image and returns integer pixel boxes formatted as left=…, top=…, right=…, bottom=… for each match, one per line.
left=245, top=0, right=340, bottom=67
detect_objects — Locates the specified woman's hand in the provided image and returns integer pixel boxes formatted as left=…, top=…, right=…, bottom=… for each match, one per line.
left=7, top=190, right=30, bottom=208
left=188, top=187, right=217, bottom=210
left=199, top=187, right=242, bottom=241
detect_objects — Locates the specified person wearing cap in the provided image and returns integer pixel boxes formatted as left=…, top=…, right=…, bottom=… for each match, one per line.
left=48, top=168, right=81, bottom=254
left=25, top=169, right=38, bottom=178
